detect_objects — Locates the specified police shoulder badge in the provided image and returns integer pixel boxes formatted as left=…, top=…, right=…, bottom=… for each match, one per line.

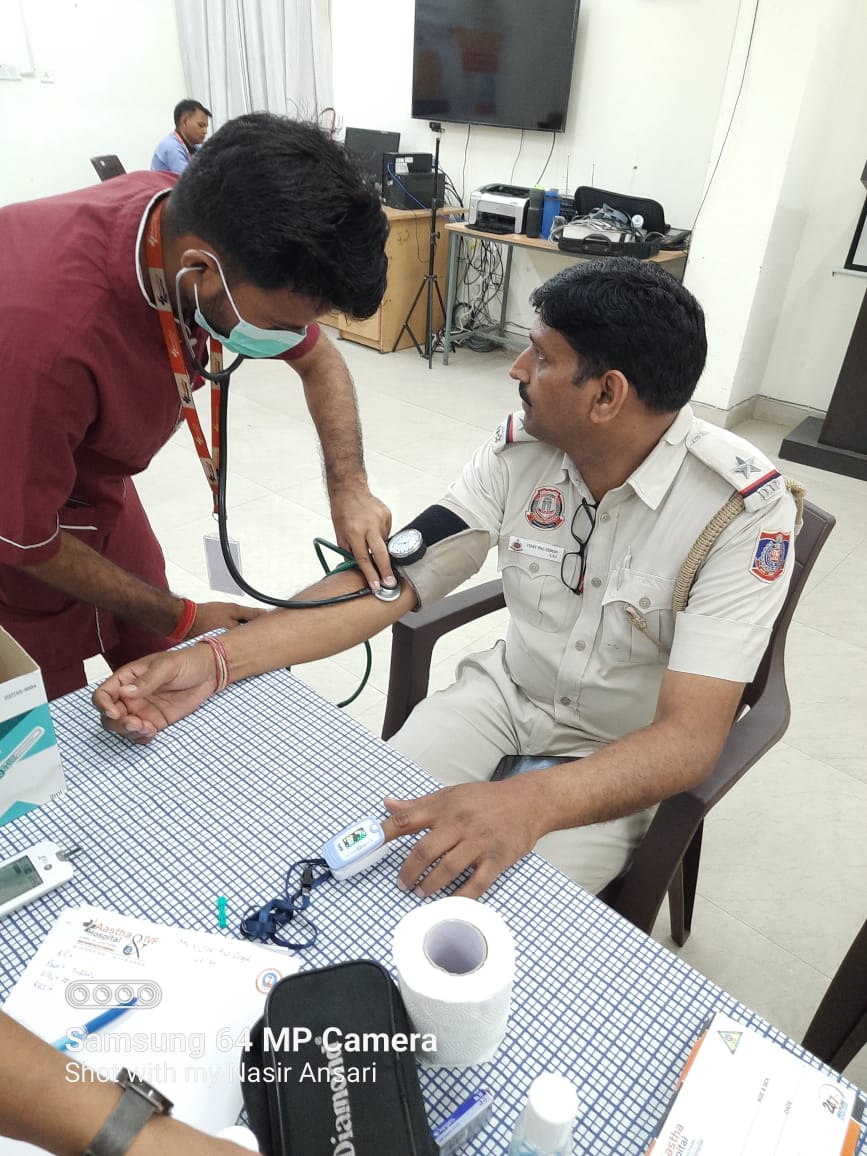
left=526, top=487, right=564, bottom=529
left=750, top=530, right=791, bottom=582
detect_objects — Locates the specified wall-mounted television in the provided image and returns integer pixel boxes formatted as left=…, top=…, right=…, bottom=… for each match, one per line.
left=411, top=0, right=580, bottom=133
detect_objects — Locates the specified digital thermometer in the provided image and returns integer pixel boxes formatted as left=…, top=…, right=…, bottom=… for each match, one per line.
left=0, top=841, right=75, bottom=919
left=321, top=818, right=391, bottom=881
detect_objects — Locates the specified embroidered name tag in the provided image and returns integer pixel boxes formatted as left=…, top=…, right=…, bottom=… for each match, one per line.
left=508, top=536, right=564, bottom=562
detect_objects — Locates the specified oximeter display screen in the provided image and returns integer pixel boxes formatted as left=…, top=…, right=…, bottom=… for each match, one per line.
left=0, top=855, right=40, bottom=904
left=340, top=828, right=368, bottom=852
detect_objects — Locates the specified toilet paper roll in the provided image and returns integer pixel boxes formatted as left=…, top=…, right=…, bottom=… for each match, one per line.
left=392, top=896, right=515, bottom=1068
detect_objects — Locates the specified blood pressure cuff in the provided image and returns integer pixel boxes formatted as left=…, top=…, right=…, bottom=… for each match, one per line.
left=395, top=505, right=491, bottom=610
left=241, top=960, right=437, bottom=1156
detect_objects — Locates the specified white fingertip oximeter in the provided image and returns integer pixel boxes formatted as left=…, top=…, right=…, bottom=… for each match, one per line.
left=321, top=818, right=391, bottom=881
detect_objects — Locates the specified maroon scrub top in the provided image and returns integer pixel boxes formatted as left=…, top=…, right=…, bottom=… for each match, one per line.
left=0, top=171, right=318, bottom=696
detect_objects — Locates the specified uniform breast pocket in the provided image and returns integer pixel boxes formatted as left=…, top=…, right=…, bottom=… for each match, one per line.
left=498, top=542, right=572, bottom=633
left=600, top=570, right=675, bottom=665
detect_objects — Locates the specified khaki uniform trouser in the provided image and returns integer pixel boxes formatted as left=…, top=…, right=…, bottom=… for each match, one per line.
left=389, top=640, right=654, bottom=894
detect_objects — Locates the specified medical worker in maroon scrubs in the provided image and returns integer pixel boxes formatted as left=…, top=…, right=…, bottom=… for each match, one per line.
left=0, top=113, right=393, bottom=699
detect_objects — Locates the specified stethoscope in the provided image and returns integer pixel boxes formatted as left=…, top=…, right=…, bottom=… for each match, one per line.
left=173, top=269, right=401, bottom=612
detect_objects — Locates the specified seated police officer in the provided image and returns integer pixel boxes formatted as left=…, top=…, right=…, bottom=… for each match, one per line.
left=93, top=258, right=797, bottom=900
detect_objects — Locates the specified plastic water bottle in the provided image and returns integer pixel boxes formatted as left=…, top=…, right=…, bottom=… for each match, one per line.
left=541, top=190, right=561, bottom=241
left=525, top=187, right=545, bottom=238
left=509, top=1072, right=578, bottom=1156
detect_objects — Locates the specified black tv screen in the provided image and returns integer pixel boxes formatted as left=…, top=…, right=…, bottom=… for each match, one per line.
left=411, top=0, right=580, bottom=133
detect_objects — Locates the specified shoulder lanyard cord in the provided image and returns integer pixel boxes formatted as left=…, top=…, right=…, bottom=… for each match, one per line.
left=144, top=198, right=222, bottom=514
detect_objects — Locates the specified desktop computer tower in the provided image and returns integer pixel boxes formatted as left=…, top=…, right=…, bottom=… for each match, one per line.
left=381, top=152, right=445, bottom=210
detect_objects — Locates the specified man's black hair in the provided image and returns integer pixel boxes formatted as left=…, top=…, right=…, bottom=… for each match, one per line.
left=529, top=257, right=708, bottom=412
left=173, top=99, right=211, bottom=127
left=169, top=113, right=388, bottom=319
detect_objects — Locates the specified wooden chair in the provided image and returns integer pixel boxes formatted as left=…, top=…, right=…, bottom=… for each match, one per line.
left=802, top=916, right=867, bottom=1071
left=381, top=499, right=836, bottom=944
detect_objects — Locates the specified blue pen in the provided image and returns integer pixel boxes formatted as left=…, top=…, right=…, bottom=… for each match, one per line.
left=52, top=997, right=138, bottom=1052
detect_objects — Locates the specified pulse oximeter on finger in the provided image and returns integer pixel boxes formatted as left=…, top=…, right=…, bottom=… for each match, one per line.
left=321, top=818, right=392, bottom=881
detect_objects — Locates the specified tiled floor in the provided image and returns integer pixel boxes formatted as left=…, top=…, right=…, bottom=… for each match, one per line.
left=87, top=333, right=867, bottom=1087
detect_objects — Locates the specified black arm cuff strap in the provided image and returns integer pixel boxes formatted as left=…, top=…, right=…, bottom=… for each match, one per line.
left=396, top=504, right=469, bottom=544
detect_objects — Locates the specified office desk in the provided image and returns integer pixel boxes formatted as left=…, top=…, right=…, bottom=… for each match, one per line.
left=1, top=672, right=863, bottom=1154
left=442, top=222, right=687, bottom=365
left=318, top=207, right=464, bottom=354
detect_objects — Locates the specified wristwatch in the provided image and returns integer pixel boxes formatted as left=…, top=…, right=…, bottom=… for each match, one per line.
left=81, top=1068, right=173, bottom=1156
left=387, top=527, right=426, bottom=566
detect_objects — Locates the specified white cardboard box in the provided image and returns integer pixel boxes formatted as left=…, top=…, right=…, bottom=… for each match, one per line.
left=0, top=627, right=66, bottom=826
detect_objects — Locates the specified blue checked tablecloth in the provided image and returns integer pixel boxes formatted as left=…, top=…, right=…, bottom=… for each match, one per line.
left=0, top=669, right=863, bottom=1154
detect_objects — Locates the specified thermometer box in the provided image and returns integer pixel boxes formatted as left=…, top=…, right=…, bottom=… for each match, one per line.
left=0, top=628, right=66, bottom=827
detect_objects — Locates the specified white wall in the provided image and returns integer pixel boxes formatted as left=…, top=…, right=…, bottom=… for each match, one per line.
left=2, top=0, right=864, bottom=414
left=0, top=0, right=186, bottom=205
left=756, top=0, right=867, bottom=412
left=331, top=0, right=867, bottom=417
left=332, top=0, right=740, bottom=336
left=684, top=0, right=865, bottom=413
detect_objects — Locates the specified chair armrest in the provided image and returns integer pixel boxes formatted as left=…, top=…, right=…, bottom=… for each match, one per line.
left=604, top=673, right=791, bottom=933
left=381, top=579, right=505, bottom=740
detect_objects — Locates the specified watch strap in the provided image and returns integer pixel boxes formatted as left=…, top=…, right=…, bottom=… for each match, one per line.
left=81, top=1085, right=161, bottom=1156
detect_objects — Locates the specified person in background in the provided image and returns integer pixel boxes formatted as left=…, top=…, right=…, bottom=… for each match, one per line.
left=0, top=113, right=393, bottom=700
left=151, top=99, right=211, bottom=174
left=0, top=1009, right=250, bottom=1154
left=93, top=259, right=797, bottom=903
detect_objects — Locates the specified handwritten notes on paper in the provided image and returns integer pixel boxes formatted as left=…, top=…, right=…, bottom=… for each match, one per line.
left=1, top=904, right=297, bottom=1144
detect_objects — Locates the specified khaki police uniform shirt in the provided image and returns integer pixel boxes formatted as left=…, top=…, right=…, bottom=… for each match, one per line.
left=400, top=405, right=797, bottom=757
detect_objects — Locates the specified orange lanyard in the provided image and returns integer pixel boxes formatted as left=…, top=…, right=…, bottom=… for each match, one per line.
left=173, top=130, right=194, bottom=158
left=144, top=199, right=222, bottom=513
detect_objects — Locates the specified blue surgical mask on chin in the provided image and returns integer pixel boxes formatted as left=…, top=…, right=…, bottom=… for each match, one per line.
left=190, top=252, right=308, bottom=358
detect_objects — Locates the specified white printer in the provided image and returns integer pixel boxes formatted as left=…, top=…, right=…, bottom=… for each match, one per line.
left=468, top=183, right=531, bottom=233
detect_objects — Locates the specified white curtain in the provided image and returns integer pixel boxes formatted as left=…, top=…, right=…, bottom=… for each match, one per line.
left=174, top=0, right=334, bottom=130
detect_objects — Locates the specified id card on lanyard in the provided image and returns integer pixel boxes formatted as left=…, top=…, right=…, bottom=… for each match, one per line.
left=144, top=200, right=245, bottom=595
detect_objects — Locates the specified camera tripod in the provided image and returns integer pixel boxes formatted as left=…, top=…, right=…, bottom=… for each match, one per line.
left=391, top=126, right=446, bottom=368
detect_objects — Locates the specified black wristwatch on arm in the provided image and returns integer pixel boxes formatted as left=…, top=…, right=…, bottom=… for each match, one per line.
left=81, top=1068, right=173, bottom=1156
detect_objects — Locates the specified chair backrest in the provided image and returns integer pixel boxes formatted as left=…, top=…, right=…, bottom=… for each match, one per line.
left=600, top=496, right=836, bottom=940
left=740, top=498, right=835, bottom=712
left=90, top=155, right=126, bottom=182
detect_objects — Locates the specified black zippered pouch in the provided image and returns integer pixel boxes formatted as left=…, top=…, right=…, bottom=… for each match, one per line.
left=573, top=184, right=668, bottom=234
left=241, top=960, right=437, bottom=1156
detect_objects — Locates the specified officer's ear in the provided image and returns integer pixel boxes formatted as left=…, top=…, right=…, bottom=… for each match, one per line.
left=587, top=369, right=629, bottom=425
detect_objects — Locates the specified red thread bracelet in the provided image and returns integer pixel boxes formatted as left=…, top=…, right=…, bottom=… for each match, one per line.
left=167, top=598, right=197, bottom=643
left=202, top=635, right=231, bottom=693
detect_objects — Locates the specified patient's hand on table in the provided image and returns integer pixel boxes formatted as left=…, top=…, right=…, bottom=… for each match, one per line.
left=383, top=777, right=543, bottom=900
left=92, top=645, right=216, bottom=743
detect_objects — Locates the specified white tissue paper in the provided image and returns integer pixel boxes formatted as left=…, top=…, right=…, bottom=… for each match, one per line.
left=392, top=896, right=515, bottom=1068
